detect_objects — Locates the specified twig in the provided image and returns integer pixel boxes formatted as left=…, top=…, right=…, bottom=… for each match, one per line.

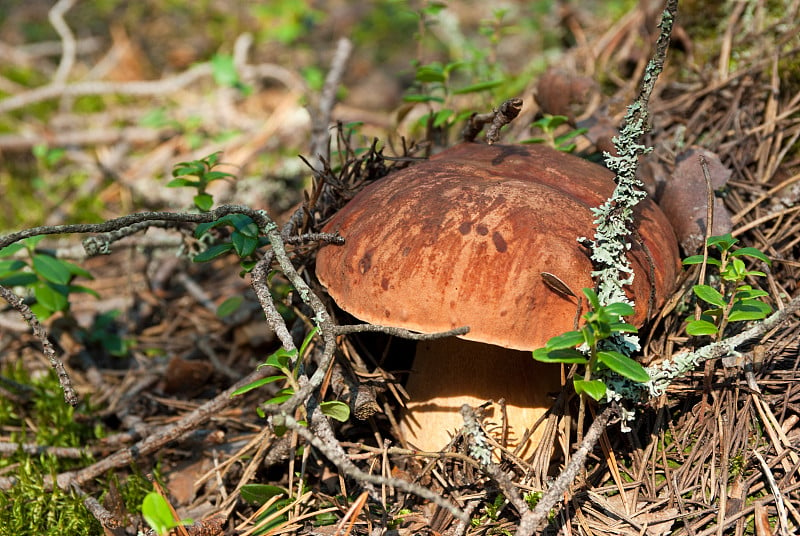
left=0, top=359, right=276, bottom=491
left=309, top=38, right=353, bottom=171
left=282, top=412, right=468, bottom=522
left=461, top=98, right=523, bottom=144
left=48, top=0, right=77, bottom=85
left=334, top=324, right=469, bottom=339
left=0, top=63, right=213, bottom=114
left=516, top=405, right=618, bottom=536
left=0, top=285, right=78, bottom=406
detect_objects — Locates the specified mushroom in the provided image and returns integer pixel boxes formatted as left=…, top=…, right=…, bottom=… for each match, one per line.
left=316, top=143, right=679, bottom=455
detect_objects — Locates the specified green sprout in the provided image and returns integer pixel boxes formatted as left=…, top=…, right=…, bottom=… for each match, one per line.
left=0, top=235, right=97, bottom=319
left=141, top=492, right=192, bottom=536
left=683, top=233, right=772, bottom=339
left=533, top=288, right=649, bottom=402
left=521, top=114, right=587, bottom=152
left=167, top=151, right=235, bottom=212
left=231, top=327, right=350, bottom=430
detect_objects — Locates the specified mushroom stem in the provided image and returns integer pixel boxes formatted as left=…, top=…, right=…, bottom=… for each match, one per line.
left=399, top=337, right=563, bottom=459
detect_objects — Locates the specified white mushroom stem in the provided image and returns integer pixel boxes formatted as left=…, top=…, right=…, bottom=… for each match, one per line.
left=398, top=337, right=563, bottom=459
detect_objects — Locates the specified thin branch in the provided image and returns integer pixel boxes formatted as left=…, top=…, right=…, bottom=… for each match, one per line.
left=309, top=38, right=353, bottom=171
left=516, top=405, right=618, bottom=536
left=461, top=98, right=523, bottom=144
left=282, top=412, right=468, bottom=523
left=48, top=0, right=77, bottom=85
left=0, top=285, right=78, bottom=406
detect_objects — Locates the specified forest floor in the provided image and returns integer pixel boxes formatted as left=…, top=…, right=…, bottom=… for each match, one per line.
left=0, top=1, right=799, bottom=535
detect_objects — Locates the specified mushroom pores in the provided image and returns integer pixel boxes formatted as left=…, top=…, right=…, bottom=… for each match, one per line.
left=315, top=142, right=680, bottom=452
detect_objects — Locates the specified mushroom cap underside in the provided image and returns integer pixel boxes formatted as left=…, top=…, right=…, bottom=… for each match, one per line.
left=316, top=143, right=679, bottom=351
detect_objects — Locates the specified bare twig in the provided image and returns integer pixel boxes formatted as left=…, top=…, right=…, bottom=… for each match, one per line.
left=517, top=405, right=618, bottom=536
left=48, top=0, right=77, bottom=85
left=0, top=285, right=78, bottom=406
left=309, top=38, right=353, bottom=171
left=461, top=98, right=523, bottom=144
left=283, top=411, right=469, bottom=522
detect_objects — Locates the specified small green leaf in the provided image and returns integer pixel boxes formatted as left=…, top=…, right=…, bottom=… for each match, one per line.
left=217, top=296, right=243, bottom=318
left=452, top=79, right=505, bottom=94
left=0, top=272, right=38, bottom=287
left=432, top=108, right=454, bottom=127
left=264, top=347, right=297, bottom=370
left=211, top=53, right=239, bottom=87
left=320, top=400, right=350, bottom=422
left=731, top=247, right=771, bottom=265
left=0, top=243, right=25, bottom=258
left=166, top=178, right=200, bottom=188
left=34, top=282, right=69, bottom=312
left=231, top=375, right=285, bottom=397
left=402, top=94, right=445, bottom=103
left=734, top=288, right=769, bottom=300
left=32, top=254, right=71, bottom=285
left=582, top=288, right=601, bottom=311
left=232, top=233, right=258, bottom=258
left=707, top=233, right=737, bottom=251
left=193, top=243, right=234, bottom=262
left=686, top=319, right=719, bottom=336
left=532, top=347, right=587, bottom=364
left=693, top=285, right=726, bottom=307
left=264, top=389, right=294, bottom=406
left=142, top=493, right=174, bottom=535
left=728, top=300, right=771, bottom=322
left=543, top=330, right=585, bottom=350
left=683, top=255, right=721, bottom=266
left=194, top=193, right=214, bottom=212
left=596, top=351, right=650, bottom=382
left=574, top=379, right=606, bottom=401
left=610, top=322, right=637, bottom=333
left=0, top=259, right=26, bottom=275
left=604, top=302, right=635, bottom=317
left=415, top=65, right=446, bottom=83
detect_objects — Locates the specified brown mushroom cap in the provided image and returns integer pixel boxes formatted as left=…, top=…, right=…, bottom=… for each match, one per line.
left=316, top=143, right=679, bottom=351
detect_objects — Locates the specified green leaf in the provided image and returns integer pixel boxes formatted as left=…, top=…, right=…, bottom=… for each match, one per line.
left=0, top=272, right=38, bottom=287
left=231, top=375, right=286, bottom=397
left=731, top=247, right=771, bottom=265
left=142, top=493, right=174, bottom=535
left=264, top=390, right=294, bottom=406
left=211, top=54, right=239, bottom=87
left=574, top=379, right=606, bottom=401
left=217, top=296, right=243, bottom=318
left=232, top=233, right=258, bottom=258
left=734, top=288, right=769, bottom=300
left=320, top=400, right=350, bottom=422
left=682, top=255, right=721, bottom=266
left=0, top=243, right=25, bottom=258
left=172, top=161, right=206, bottom=178
left=532, top=347, right=587, bottom=364
left=204, top=170, right=235, bottom=181
left=728, top=300, right=771, bottom=322
left=609, top=322, right=638, bottom=333
left=67, top=284, right=101, bottom=299
left=415, top=65, right=445, bottom=83
left=264, top=347, right=297, bottom=370
left=33, top=282, right=69, bottom=312
left=582, top=288, right=601, bottom=311
left=402, top=94, right=445, bottom=103
left=240, top=484, right=287, bottom=505
left=707, top=233, right=737, bottom=251
left=193, top=243, right=234, bottom=262
left=166, top=178, right=200, bottom=188
left=432, top=108, right=454, bottom=127
left=32, top=254, right=71, bottom=285
left=596, top=351, right=650, bottom=382
left=604, top=302, right=635, bottom=317
left=685, top=319, right=719, bottom=336
left=693, top=285, right=726, bottom=307
left=194, top=193, right=214, bottom=212
left=64, top=260, right=92, bottom=279
left=452, top=79, right=505, bottom=94
left=0, top=259, right=26, bottom=275
left=543, top=330, right=585, bottom=350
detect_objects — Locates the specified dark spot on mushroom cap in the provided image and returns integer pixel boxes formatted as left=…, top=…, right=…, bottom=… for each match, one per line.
left=492, top=231, right=508, bottom=253
left=381, top=277, right=390, bottom=291
left=358, top=251, right=372, bottom=274
left=476, top=224, right=489, bottom=236
left=459, top=221, right=472, bottom=235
